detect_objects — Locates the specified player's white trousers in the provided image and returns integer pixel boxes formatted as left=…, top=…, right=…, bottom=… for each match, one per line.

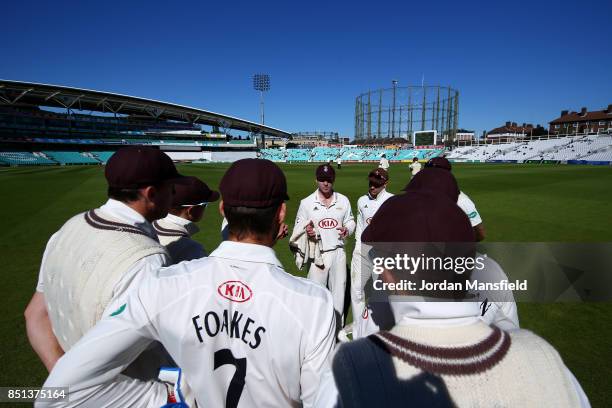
left=307, top=248, right=346, bottom=325
left=350, top=247, right=369, bottom=323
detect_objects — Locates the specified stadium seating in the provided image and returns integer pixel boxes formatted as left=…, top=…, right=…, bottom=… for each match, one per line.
left=447, top=135, right=612, bottom=162
left=0, top=152, right=57, bottom=166
left=258, top=147, right=445, bottom=163
left=286, top=149, right=310, bottom=162
left=42, top=151, right=100, bottom=165
left=90, top=151, right=115, bottom=163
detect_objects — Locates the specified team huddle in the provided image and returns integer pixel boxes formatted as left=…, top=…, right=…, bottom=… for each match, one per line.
left=25, top=147, right=589, bottom=407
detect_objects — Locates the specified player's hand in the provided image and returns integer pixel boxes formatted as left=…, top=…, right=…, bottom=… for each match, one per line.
left=337, top=226, right=349, bottom=238
left=305, top=221, right=317, bottom=239
left=276, top=223, right=289, bottom=240
left=159, top=367, right=195, bottom=408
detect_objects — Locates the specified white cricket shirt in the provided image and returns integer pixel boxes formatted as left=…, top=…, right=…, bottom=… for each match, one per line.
left=295, top=190, right=356, bottom=252
left=409, top=161, right=422, bottom=175
left=38, top=241, right=336, bottom=408
left=379, top=157, right=389, bottom=170
left=354, top=189, right=394, bottom=246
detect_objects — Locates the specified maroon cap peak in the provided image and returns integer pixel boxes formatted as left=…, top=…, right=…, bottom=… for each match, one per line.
left=368, top=167, right=389, bottom=184
left=105, top=146, right=186, bottom=189
left=172, top=176, right=219, bottom=207
left=316, top=164, right=335, bottom=182
left=426, top=156, right=452, bottom=171
left=403, top=167, right=459, bottom=202
left=362, top=191, right=473, bottom=243
left=220, top=159, right=289, bottom=208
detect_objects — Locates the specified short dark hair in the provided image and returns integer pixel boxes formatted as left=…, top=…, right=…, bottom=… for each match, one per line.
left=225, top=204, right=280, bottom=240
left=107, top=181, right=170, bottom=203
left=107, top=186, right=141, bottom=202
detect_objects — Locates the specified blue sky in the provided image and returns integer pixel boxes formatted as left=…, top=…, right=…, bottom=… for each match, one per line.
left=2, top=0, right=611, bottom=137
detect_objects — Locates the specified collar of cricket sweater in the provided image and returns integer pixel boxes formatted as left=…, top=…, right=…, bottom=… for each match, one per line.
left=164, top=213, right=200, bottom=236
left=98, top=199, right=157, bottom=240
left=389, top=298, right=481, bottom=328
left=372, top=300, right=510, bottom=375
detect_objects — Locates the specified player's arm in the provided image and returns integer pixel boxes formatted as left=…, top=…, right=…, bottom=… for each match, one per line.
left=300, top=291, right=336, bottom=407
left=24, top=292, right=64, bottom=371
left=296, top=200, right=317, bottom=239
left=36, top=289, right=167, bottom=408
left=354, top=199, right=365, bottom=241
left=26, top=233, right=64, bottom=371
left=460, top=192, right=485, bottom=241
left=342, top=199, right=356, bottom=236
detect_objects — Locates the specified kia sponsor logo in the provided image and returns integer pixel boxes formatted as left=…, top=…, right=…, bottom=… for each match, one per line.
left=218, top=281, right=252, bottom=303
left=366, top=217, right=372, bottom=225
left=318, top=218, right=339, bottom=229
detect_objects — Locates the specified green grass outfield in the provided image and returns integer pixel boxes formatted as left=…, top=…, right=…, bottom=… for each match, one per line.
left=1, top=162, right=611, bottom=406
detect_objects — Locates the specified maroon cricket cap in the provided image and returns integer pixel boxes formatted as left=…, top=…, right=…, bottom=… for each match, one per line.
left=403, top=167, right=460, bottom=202
left=105, top=146, right=187, bottom=189
left=425, top=156, right=452, bottom=171
left=172, top=176, right=220, bottom=207
left=368, top=168, right=389, bottom=187
left=219, top=159, right=289, bottom=207
left=316, top=164, right=336, bottom=182
left=362, top=191, right=473, bottom=243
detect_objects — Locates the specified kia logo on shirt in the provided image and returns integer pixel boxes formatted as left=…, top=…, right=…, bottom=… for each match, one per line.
left=218, top=281, right=253, bottom=303
left=366, top=217, right=372, bottom=225
left=318, top=218, right=339, bottom=229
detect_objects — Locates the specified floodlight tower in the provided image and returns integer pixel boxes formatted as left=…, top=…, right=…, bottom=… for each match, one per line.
left=391, top=79, right=398, bottom=138
left=253, top=73, right=270, bottom=147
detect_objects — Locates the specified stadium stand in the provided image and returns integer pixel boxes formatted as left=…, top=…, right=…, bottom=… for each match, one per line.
left=211, top=151, right=257, bottom=162
left=286, top=149, right=310, bottom=162
left=90, top=151, right=115, bottom=163
left=448, top=134, right=612, bottom=163
left=0, top=152, right=57, bottom=166
left=42, top=151, right=100, bottom=165
left=165, top=151, right=212, bottom=162
left=259, top=147, right=444, bottom=163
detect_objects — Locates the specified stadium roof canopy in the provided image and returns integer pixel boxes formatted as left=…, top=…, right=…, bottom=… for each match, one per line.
left=0, top=80, right=290, bottom=138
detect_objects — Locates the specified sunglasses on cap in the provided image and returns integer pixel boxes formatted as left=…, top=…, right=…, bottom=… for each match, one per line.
left=180, top=202, right=208, bottom=208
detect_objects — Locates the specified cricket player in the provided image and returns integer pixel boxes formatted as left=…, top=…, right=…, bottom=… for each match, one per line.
left=378, top=154, right=389, bottom=170
left=335, top=156, right=342, bottom=169
left=346, top=168, right=393, bottom=337
left=153, top=176, right=219, bottom=263
left=24, top=146, right=184, bottom=373
left=295, top=164, right=355, bottom=327
left=37, top=159, right=336, bottom=408
left=317, top=192, right=589, bottom=408
left=353, top=167, right=518, bottom=339
left=408, top=156, right=421, bottom=176
left=426, top=156, right=486, bottom=240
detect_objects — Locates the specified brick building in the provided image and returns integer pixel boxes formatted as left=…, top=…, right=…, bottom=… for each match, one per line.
left=549, top=105, right=612, bottom=135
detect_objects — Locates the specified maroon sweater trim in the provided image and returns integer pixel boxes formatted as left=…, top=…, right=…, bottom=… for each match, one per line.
left=370, top=327, right=511, bottom=376
left=377, top=326, right=502, bottom=359
left=152, top=221, right=188, bottom=237
left=84, top=210, right=149, bottom=238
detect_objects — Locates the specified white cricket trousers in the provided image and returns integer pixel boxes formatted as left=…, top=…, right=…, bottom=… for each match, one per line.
left=349, top=246, right=370, bottom=324
left=307, top=248, right=346, bottom=325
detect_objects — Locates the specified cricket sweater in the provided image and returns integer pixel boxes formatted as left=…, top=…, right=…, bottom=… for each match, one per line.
left=42, top=208, right=168, bottom=350
left=333, top=321, right=583, bottom=407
